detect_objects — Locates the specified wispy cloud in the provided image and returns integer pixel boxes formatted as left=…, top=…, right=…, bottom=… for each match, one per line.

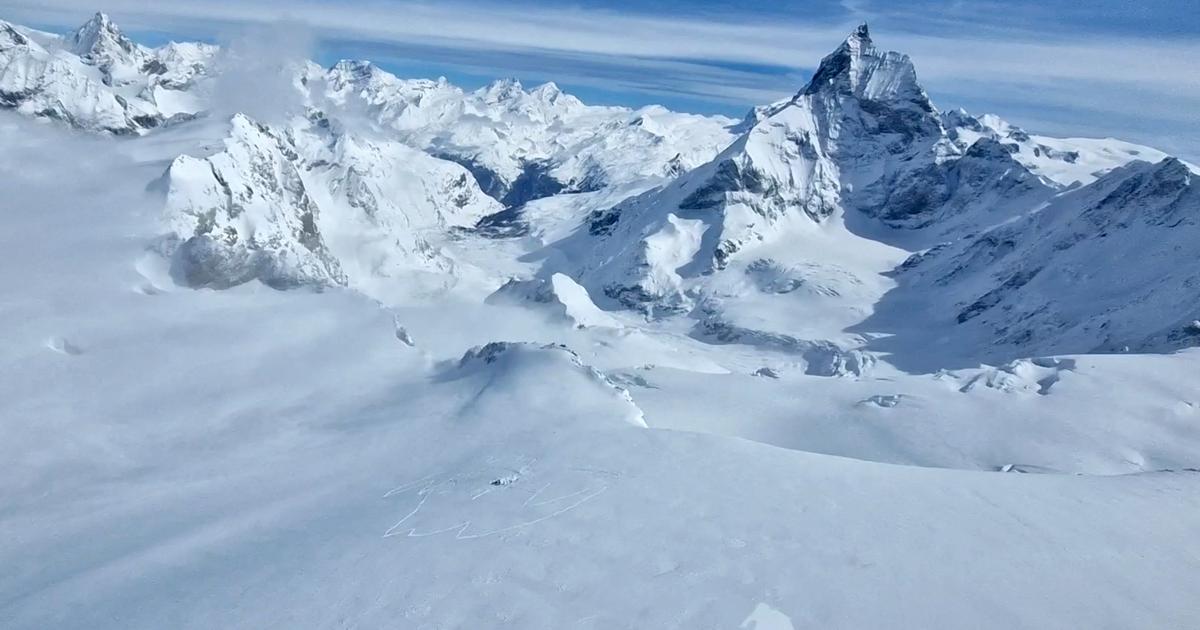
left=2, top=0, right=1197, bottom=158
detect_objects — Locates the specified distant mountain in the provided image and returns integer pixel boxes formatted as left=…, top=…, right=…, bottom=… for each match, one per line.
left=0, top=12, right=213, bottom=133
left=320, top=60, right=737, bottom=209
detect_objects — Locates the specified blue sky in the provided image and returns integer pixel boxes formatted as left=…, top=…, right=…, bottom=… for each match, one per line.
left=3, top=0, right=1198, bottom=159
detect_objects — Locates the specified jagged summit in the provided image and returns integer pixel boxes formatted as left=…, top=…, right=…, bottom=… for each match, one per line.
left=801, top=22, right=927, bottom=109
left=70, top=12, right=132, bottom=57
left=65, top=11, right=153, bottom=88
left=802, top=23, right=875, bottom=96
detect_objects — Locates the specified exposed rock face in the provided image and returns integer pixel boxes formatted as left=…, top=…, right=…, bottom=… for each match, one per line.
left=165, top=115, right=346, bottom=288
left=868, top=137, right=1054, bottom=230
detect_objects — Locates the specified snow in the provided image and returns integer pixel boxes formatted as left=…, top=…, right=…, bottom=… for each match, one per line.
left=0, top=13, right=213, bottom=134
left=319, top=60, right=737, bottom=202
left=2, top=15, right=1200, bottom=630
left=489, top=273, right=623, bottom=329
left=942, top=108, right=1188, bottom=187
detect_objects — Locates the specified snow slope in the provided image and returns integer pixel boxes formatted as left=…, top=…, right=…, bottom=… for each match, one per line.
left=880, top=156, right=1200, bottom=364
left=4, top=107, right=1200, bottom=629
left=942, top=108, right=1177, bottom=188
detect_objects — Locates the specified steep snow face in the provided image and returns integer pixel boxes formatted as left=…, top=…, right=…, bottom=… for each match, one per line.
left=894, top=157, right=1200, bottom=360
left=942, top=109, right=1176, bottom=187
left=572, top=25, right=966, bottom=312
left=319, top=61, right=737, bottom=207
left=0, top=14, right=214, bottom=133
left=163, top=112, right=501, bottom=294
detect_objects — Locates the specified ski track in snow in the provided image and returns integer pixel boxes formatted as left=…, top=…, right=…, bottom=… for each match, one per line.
left=383, top=474, right=609, bottom=540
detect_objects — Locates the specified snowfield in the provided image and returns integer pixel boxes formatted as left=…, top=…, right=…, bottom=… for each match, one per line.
left=1, top=14, right=1199, bottom=630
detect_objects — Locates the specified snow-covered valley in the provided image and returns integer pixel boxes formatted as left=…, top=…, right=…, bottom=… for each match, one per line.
left=2, top=13, right=1199, bottom=629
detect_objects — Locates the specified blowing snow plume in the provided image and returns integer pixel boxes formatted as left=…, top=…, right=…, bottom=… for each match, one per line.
left=209, top=20, right=314, bottom=125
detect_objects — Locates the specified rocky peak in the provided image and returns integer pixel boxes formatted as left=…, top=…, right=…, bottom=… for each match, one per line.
left=1153, top=157, right=1193, bottom=183
left=68, top=12, right=149, bottom=87
left=963, top=137, right=1019, bottom=160
left=70, top=12, right=133, bottom=58
left=801, top=22, right=928, bottom=110
left=802, top=23, right=873, bottom=96
left=331, top=59, right=374, bottom=77
left=846, top=22, right=872, bottom=53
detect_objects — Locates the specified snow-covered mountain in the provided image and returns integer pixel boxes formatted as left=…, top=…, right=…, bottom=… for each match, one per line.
left=0, top=14, right=738, bottom=296
left=558, top=24, right=1199, bottom=367
left=5, top=12, right=1194, bottom=366
left=572, top=25, right=971, bottom=311
left=3, top=12, right=1200, bottom=630
left=319, top=60, right=737, bottom=208
left=163, top=111, right=500, bottom=295
left=0, top=13, right=213, bottom=133
left=942, top=108, right=1173, bottom=188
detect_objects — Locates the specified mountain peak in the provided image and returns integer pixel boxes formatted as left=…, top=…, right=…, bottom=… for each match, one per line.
left=849, top=22, right=871, bottom=46
left=481, top=77, right=525, bottom=103
left=85, top=11, right=113, bottom=28
left=531, top=81, right=561, bottom=99
left=800, top=24, right=928, bottom=110
left=802, top=24, right=881, bottom=97
left=70, top=11, right=134, bottom=59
